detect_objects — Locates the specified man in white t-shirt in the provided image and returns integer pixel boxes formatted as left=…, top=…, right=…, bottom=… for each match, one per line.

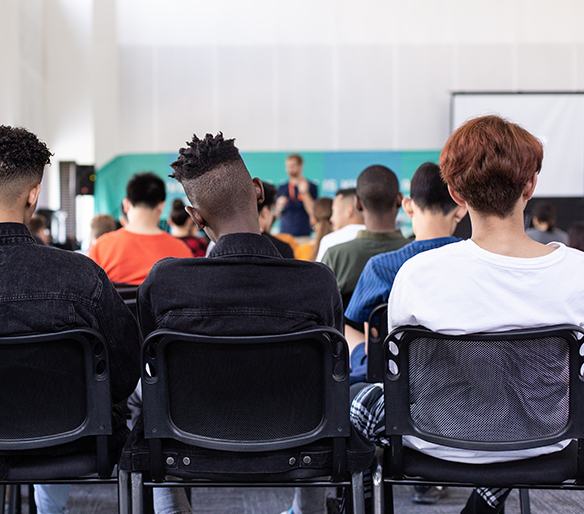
left=350, top=115, right=584, bottom=514
left=316, top=188, right=364, bottom=262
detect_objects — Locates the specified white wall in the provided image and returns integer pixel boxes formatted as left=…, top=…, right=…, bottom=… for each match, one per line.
left=108, top=0, right=584, bottom=160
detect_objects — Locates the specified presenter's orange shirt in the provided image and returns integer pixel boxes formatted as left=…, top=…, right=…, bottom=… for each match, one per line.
left=89, top=228, right=193, bottom=285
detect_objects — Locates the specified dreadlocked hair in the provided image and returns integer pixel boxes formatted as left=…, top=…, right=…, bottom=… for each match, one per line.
left=170, top=132, right=241, bottom=182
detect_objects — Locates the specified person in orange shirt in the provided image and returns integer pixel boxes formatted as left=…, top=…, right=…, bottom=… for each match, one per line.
left=89, top=172, right=192, bottom=285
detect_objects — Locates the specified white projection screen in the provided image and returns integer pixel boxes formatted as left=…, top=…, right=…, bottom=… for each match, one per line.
left=451, top=93, right=584, bottom=197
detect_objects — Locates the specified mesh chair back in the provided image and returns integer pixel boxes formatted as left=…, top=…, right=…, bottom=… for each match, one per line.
left=141, top=328, right=350, bottom=452
left=367, top=304, right=388, bottom=383
left=0, top=329, right=112, bottom=450
left=384, top=325, right=584, bottom=451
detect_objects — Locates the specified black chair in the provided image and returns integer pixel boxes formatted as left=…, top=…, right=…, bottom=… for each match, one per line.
left=120, top=328, right=375, bottom=514
left=114, top=284, right=139, bottom=319
left=366, top=304, right=388, bottom=383
left=0, top=329, right=121, bottom=513
left=372, top=324, right=584, bottom=514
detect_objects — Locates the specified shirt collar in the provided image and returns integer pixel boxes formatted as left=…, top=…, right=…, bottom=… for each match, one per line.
left=209, top=232, right=283, bottom=259
left=0, top=222, right=37, bottom=244
left=356, top=229, right=404, bottom=241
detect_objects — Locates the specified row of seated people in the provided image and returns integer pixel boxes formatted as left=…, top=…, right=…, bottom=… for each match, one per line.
left=2, top=114, right=584, bottom=514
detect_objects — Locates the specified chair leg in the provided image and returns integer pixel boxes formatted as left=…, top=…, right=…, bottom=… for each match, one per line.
left=350, top=471, right=365, bottom=514
left=384, top=483, right=394, bottom=514
left=7, top=485, right=19, bottom=514
left=519, top=489, right=531, bottom=514
left=130, top=473, right=144, bottom=514
left=118, top=470, right=131, bottom=514
left=0, top=485, right=5, bottom=514
left=371, top=448, right=384, bottom=514
left=27, top=485, right=36, bottom=514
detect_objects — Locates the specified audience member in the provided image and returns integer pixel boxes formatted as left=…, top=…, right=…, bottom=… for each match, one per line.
left=526, top=201, right=568, bottom=244
left=295, top=197, right=333, bottom=261
left=125, top=132, right=343, bottom=514
left=27, top=212, right=51, bottom=245
left=168, top=198, right=208, bottom=257
left=275, top=153, right=317, bottom=237
left=0, top=125, right=140, bottom=514
left=258, top=182, right=295, bottom=258
left=316, top=188, right=364, bottom=262
left=351, top=115, right=584, bottom=514
left=568, top=220, right=584, bottom=251
left=89, top=214, right=118, bottom=248
left=89, top=172, right=192, bottom=285
left=321, top=165, right=409, bottom=350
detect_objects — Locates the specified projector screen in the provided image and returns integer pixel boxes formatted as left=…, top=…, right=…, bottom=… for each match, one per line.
left=451, top=93, right=584, bottom=197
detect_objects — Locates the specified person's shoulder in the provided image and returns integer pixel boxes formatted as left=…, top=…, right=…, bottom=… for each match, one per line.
left=397, top=239, right=467, bottom=274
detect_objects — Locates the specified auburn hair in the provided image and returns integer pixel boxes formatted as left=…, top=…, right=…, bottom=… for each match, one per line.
left=439, top=115, right=543, bottom=217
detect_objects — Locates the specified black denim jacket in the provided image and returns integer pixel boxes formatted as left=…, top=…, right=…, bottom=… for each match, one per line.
left=138, top=232, right=344, bottom=338
left=0, top=223, right=140, bottom=402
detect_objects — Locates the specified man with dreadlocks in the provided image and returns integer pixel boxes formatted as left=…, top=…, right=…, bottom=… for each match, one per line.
left=132, top=133, right=345, bottom=514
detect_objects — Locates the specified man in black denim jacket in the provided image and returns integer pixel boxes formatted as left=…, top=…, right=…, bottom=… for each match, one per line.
left=130, top=133, right=344, bottom=514
left=0, top=126, right=140, bottom=514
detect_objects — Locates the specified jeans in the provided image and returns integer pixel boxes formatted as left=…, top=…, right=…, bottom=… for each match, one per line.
left=33, top=484, right=192, bottom=514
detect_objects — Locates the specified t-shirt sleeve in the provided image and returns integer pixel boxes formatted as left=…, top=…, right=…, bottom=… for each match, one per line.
left=345, top=258, right=388, bottom=323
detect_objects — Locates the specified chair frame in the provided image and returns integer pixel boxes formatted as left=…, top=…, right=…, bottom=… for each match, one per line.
left=122, top=327, right=366, bottom=514
left=0, top=329, right=119, bottom=513
left=373, top=324, right=584, bottom=514
left=366, top=304, right=388, bottom=383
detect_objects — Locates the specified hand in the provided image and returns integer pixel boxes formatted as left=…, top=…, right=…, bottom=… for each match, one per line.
left=275, top=195, right=288, bottom=215
left=297, top=178, right=310, bottom=196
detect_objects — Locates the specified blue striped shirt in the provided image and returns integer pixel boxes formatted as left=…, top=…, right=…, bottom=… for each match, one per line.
left=345, top=237, right=460, bottom=323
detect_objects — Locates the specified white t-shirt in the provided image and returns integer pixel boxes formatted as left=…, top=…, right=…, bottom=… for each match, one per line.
left=316, top=224, right=365, bottom=262
left=388, top=239, right=584, bottom=463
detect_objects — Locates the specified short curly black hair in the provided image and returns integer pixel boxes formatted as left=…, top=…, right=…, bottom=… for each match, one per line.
left=0, top=126, right=52, bottom=185
left=169, top=132, right=241, bottom=182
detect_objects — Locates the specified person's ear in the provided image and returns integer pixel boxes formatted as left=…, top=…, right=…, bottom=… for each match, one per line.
left=523, top=173, right=538, bottom=200
left=252, top=177, right=265, bottom=205
left=447, top=186, right=466, bottom=207
left=355, top=195, right=363, bottom=212
left=122, top=198, right=131, bottom=214
left=156, top=201, right=165, bottom=216
left=26, top=184, right=41, bottom=208
left=395, top=192, right=403, bottom=209
left=185, top=205, right=207, bottom=230
left=402, top=197, right=414, bottom=218
left=453, top=204, right=468, bottom=222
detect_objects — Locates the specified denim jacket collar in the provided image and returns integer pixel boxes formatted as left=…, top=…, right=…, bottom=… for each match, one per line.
left=0, top=222, right=36, bottom=245
left=209, top=232, right=283, bottom=259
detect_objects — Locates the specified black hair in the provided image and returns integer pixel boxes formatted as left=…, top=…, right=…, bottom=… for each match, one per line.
left=170, top=132, right=241, bottom=183
left=532, top=202, right=557, bottom=232
left=258, top=182, right=277, bottom=212
left=126, top=172, right=166, bottom=208
left=336, top=188, right=357, bottom=198
left=170, top=198, right=190, bottom=226
left=568, top=221, right=584, bottom=252
left=356, top=165, right=400, bottom=214
left=410, top=162, right=457, bottom=215
left=0, top=126, right=52, bottom=186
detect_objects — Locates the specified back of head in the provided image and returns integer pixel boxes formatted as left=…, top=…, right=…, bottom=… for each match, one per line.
left=410, top=162, right=457, bottom=215
left=90, top=214, right=118, bottom=241
left=126, top=172, right=166, bottom=209
left=313, top=197, right=333, bottom=223
left=170, top=133, right=255, bottom=221
left=258, top=182, right=277, bottom=212
left=0, top=126, right=51, bottom=202
left=439, top=115, right=543, bottom=218
left=568, top=221, right=584, bottom=252
left=356, top=165, right=400, bottom=215
left=170, top=199, right=190, bottom=226
left=532, top=201, right=556, bottom=232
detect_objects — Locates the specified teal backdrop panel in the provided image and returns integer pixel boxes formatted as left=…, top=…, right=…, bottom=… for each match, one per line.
left=94, top=150, right=441, bottom=233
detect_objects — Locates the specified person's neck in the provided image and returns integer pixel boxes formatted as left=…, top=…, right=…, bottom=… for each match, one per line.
left=469, top=208, right=554, bottom=258
left=0, top=204, right=27, bottom=224
left=213, top=218, right=262, bottom=241
left=362, top=211, right=397, bottom=232
left=412, top=212, right=457, bottom=241
left=125, top=208, right=163, bottom=235
left=170, top=225, right=191, bottom=238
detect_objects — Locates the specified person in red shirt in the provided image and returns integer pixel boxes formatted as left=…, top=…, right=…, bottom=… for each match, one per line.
left=89, top=172, right=192, bottom=285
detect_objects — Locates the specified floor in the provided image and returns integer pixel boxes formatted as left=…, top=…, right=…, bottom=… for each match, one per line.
left=13, top=483, right=584, bottom=513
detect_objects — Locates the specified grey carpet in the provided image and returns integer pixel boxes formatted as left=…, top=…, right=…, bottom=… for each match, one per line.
left=14, top=483, right=584, bottom=513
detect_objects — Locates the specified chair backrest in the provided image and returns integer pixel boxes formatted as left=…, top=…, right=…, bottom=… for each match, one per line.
left=114, top=285, right=138, bottom=317
left=367, top=304, right=388, bottom=383
left=141, top=328, right=351, bottom=452
left=0, top=329, right=113, bottom=477
left=384, top=325, right=584, bottom=452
